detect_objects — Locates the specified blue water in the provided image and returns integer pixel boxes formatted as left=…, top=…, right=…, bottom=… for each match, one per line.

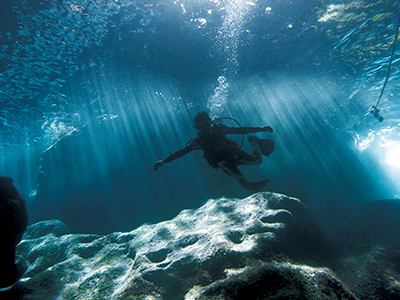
left=1, top=0, right=399, bottom=234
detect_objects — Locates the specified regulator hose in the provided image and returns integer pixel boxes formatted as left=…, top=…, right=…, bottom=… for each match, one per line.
left=371, top=10, right=400, bottom=122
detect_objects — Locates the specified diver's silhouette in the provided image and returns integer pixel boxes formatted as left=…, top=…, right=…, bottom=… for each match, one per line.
left=153, top=112, right=275, bottom=191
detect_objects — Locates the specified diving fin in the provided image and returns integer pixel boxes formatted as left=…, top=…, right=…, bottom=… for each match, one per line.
left=257, top=138, right=275, bottom=157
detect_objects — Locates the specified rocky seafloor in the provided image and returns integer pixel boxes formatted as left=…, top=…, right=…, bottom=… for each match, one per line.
left=1, top=192, right=400, bottom=299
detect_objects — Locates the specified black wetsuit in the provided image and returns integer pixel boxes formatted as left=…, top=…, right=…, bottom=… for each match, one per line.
left=164, top=123, right=264, bottom=169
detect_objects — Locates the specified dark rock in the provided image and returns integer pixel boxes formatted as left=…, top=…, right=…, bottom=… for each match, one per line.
left=334, top=247, right=400, bottom=300
left=191, top=260, right=357, bottom=300
left=0, top=176, right=29, bottom=289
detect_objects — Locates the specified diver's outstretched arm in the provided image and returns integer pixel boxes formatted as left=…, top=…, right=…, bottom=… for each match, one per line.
left=223, top=125, right=273, bottom=135
left=153, top=146, right=193, bottom=171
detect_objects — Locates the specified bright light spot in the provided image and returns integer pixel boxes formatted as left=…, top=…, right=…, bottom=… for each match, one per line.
left=225, top=267, right=249, bottom=277
left=385, top=143, right=400, bottom=168
left=355, top=131, right=375, bottom=151
left=265, top=7, right=272, bottom=12
left=318, top=4, right=345, bottom=22
left=192, top=18, right=207, bottom=27
left=180, top=3, right=186, bottom=14
left=328, top=4, right=336, bottom=12
left=29, top=189, right=38, bottom=199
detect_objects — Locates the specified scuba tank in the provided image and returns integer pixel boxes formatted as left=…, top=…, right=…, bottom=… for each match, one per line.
left=212, top=117, right=244, bottom=149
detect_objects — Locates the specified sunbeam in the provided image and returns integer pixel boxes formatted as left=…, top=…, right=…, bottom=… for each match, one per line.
left=216, top=73, right=396, bottom=209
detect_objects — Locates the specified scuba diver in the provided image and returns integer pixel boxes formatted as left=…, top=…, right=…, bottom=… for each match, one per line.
left=153, top=112, right=275, bottom=191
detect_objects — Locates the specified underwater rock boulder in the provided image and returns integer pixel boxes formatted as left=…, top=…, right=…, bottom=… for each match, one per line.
left=4, top=192, right=320, bottom=299
left=187, top=261, right=357, bottom=300
left=22, top=219, right=71, bottom=240
left=1, top=191, right=398, bottom=299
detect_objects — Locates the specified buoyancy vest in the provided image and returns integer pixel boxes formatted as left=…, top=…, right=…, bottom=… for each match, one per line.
left=197, top=124, right=240, bottom=169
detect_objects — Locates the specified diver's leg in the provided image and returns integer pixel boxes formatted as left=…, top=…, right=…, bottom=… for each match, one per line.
left=236, top=137, right=262, bottom=166
left=218, top=163, right=269, bottom=191
left=248, top=136, right=262, bottom=162
left=218, top=162, right=246, bottom=182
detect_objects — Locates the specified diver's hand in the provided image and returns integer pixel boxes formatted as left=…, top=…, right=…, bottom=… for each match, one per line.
left=262, top=126, right=273, bottom=133
left=153, top=160, right=166, bottom=171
